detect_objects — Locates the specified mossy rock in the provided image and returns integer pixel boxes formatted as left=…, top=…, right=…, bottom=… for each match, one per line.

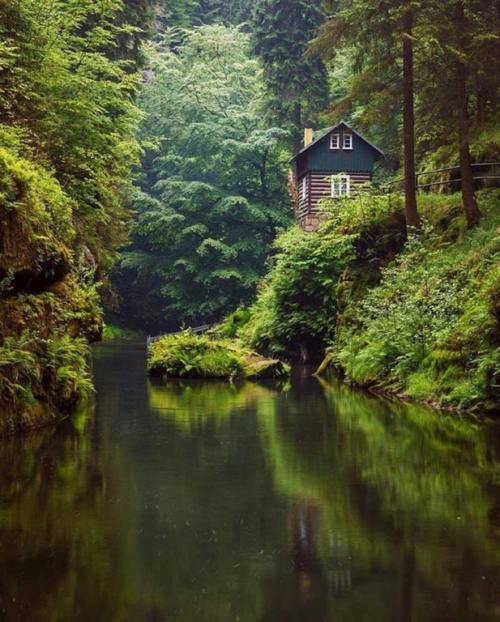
left=148, top=331, right=290, bottom=381
left=242, top=353, right=290, bottom=379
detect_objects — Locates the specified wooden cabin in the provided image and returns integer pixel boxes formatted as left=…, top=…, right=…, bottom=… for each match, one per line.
left=291, top=121, right=384, bottom=231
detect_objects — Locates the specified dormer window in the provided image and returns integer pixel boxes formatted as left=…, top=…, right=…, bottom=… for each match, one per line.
left=331, top=174, right=350, bottom=198
left=343, top=133, right=353, bottom=150
left=330, top=133, right=340, bottom=150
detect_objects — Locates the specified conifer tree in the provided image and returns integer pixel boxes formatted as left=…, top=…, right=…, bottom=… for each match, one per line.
left=190, top=0, right=251, bottom=25
left=252, top=0, right=329, bottom=153
left=402, top=0, right=419, bottom=229
left=316, top=0, right=421, bottom=231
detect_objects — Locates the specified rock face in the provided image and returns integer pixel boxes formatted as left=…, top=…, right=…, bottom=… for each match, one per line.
left=0, top=151, right=100, bottom=436
left=147, top=332, right=290, bottom=381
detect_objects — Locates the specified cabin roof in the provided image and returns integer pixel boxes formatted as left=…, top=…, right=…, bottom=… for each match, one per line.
left=291, top=120, right=384, bottom=161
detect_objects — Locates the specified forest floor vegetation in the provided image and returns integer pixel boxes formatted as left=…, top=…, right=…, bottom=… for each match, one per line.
left=233, top=190, right=499, bottom=412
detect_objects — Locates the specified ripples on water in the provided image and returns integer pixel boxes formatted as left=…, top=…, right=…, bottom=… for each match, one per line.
left=0, top=341, right=499, bottom=621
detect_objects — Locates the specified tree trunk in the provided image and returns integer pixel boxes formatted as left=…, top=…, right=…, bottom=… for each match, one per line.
left=259, top=150, right=277, bottom=240
left=291, top=101, right=302, bottom=155
left=455, top=1, right=481, bottom=228
left=402, top=2, right=420, bottom=231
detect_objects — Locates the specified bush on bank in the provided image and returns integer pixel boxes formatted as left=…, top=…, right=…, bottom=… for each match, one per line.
left=238, top=190, right=499, bottom=411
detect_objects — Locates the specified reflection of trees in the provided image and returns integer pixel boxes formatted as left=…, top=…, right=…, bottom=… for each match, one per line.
left=142, top=377, right=290, bottom=622
left=148, top=379, right=278, bottom=432
left=0, top=403, right=144, bottom=622
left=257, top=375, right=500, bottom=622
left=3, top=341, right=497, bottom=622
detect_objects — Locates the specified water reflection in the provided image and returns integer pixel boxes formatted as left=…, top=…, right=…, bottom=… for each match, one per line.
left=0, top=343, right=498, bottom=622
left=258, top=373, right=500, bottom=621
left=0, top=405, right=142, bottom=622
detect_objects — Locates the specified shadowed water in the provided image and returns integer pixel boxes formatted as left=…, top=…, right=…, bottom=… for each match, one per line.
left=0, top=341, right=499, bottom=621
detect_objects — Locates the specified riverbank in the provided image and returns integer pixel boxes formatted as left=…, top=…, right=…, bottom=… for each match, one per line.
left=0, top=149, right=100, bottom=436
left=237, top=190, right=500, bottom=413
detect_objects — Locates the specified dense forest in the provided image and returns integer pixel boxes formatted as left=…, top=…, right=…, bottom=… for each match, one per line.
left=0, top=0, right=499, bottom=433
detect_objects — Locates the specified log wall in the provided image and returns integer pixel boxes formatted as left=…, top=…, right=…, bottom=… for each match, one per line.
left=297, top=171, right=372, bottom=231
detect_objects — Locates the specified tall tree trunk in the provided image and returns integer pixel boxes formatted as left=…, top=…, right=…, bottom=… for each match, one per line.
left=455, top=1, right=481, bottom=228
left=291, top=101, right=302, bottom=155
left=402, top=2, right=420, bottom=231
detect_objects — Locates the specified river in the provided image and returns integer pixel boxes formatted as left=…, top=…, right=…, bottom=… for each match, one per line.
left=0, top=341, right=499, bottom=621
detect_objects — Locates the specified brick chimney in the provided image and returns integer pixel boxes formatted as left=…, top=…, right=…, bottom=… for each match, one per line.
left=304, top=128, right=314, bottom=147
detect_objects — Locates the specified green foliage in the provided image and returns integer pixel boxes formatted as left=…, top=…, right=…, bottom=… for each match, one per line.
left=241, top=188, right=498, bottom=409
left=0, top=0, right=141, bottom=267
left=148, top=331, right=289, bottom=379
left=115, top=25, right=291, bottom=330
left=0, top=0, right=144, bottom=430
left=102, top=324, right=143, bottom=341
left=241, top=223, right=356, bottom=357
left=252, top=0, right=328, bottom=151
left=0, top=142, right=74, bottom=245
left=334, top=190, right=500, bottom=410
left=0, top=332, right=92, bottom=420
left=189, top=0, right=251, bottom=25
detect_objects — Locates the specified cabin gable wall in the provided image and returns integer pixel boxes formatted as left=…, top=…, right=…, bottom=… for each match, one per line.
left=307, top=131, right=377, bottom=173
left=292, top=123, right=382, bottom=231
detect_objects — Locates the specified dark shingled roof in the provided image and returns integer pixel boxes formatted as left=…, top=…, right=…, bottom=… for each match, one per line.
left=291, top=120, right=384, bottom=161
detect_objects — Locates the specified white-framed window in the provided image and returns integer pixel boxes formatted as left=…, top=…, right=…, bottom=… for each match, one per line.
left=331, top=174, right=351, bottom=198
left=343, top=133, right=353, bottom=150
left=330, top=133, right=340, bottom=150
left=301, top=176, right=307, bottom=201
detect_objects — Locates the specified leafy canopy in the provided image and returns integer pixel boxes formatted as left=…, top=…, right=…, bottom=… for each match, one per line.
left=115, top=25, right=292, bottom=330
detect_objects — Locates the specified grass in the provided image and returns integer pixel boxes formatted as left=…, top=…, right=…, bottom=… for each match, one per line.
left=147, top=330, right=290, bottom=380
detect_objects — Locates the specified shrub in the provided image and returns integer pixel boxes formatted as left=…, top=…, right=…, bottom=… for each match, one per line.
left=241, top=225, right=356, bottom=358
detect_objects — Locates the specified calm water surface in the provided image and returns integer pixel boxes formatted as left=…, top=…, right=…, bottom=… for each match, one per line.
left=1, top=341, right=499, bottom=622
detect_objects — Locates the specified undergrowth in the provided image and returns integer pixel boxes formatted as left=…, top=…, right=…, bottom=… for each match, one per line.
left=335, top=190, right=499, bottom=411
left=0, top=333, right=92, bottom=421
left=239, top=189, right=499, bottom=411
left=148, top=331, right=289, bottom=380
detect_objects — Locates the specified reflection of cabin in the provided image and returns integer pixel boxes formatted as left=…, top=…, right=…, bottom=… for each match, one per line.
left=291, top=121, right=384, bottom=231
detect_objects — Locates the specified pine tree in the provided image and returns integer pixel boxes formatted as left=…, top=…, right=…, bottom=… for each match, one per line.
left=414, top=0, right=499, bottom=227
left=402, top=0, right=420, bottom=229
left=316, top=0, right=421, bottom=231
left=252, top=0, right=329, bottom=153
left=190, top=0, right=251, bottom=25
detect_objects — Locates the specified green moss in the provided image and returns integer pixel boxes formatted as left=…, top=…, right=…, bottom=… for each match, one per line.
left=148, top=331, right=290, bottom=380
left=102, top=324, right=143, bottom=341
